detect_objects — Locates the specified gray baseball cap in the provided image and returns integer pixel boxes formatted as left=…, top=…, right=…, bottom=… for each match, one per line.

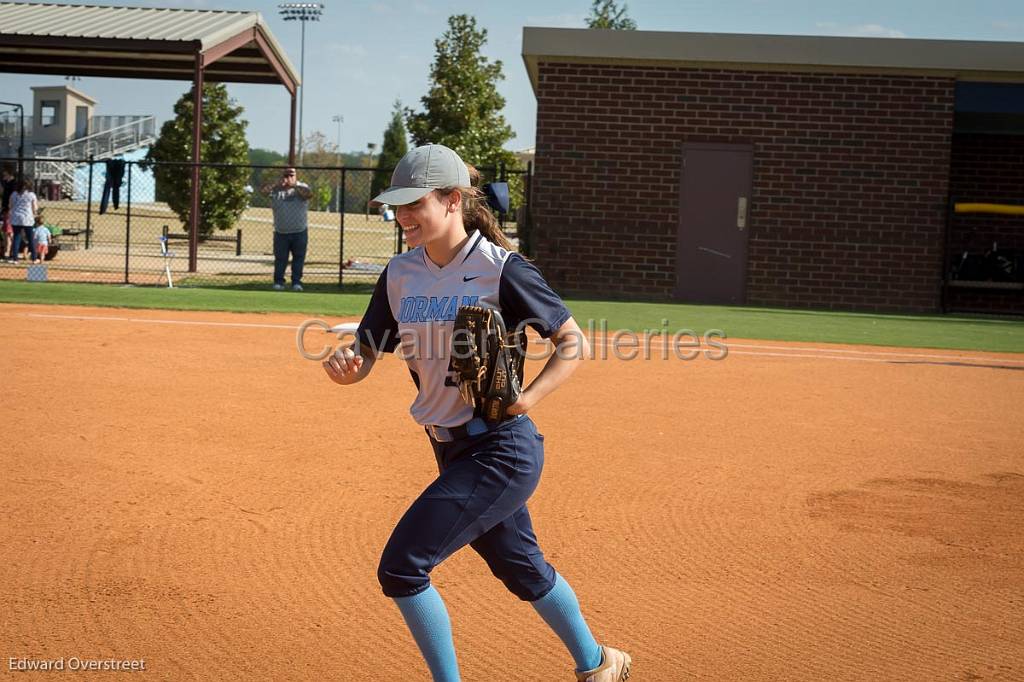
left=373, top=144, right=471, bottom=205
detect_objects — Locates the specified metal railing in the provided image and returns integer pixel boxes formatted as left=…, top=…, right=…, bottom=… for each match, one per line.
left=33, top=117, right=158, bottom=199
left=0, top=114, right=33, bottom=142
left=44, top=115, right=156, bottom=159
left=89, top=115, right=157, bottom=138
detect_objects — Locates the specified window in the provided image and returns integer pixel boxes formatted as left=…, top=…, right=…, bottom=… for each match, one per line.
left=40, top=100, right=59, bottom=127
left=955, top=82, right=1024, bottom=134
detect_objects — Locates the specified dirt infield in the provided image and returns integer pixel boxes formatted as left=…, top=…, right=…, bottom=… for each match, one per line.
left=2, top=304, right=1022, bottom=681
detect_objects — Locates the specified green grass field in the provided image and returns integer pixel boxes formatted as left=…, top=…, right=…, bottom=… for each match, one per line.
left=1, top=280, right=1021, bottom=353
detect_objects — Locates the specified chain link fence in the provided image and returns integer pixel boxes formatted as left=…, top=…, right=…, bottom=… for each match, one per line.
left=0, top=157, right=529, bottom=288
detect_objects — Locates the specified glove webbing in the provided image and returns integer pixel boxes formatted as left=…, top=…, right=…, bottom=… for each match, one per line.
left=452, top=306, right=525, bottom=422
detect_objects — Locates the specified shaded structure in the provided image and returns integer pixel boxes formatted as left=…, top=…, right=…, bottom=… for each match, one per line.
left=0, top=1, right=300, bottom=271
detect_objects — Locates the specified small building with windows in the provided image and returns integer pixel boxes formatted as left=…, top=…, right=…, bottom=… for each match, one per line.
left=30, top=85, right=97, bottom=147
left=0, top=83, right=156, bottom=201
left=522, top=28, right=1024, bottom=314
left=0, top=84, right=155, bottom=159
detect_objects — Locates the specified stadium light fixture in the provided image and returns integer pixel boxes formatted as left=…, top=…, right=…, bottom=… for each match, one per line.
left=278, top=2, right=324, bottom=161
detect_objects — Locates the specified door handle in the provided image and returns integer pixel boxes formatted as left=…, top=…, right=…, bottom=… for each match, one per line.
left=737, top=197, right=748, bottom=230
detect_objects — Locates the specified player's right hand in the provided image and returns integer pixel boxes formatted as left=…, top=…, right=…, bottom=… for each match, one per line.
left=323, top=346, right=364, bottom=385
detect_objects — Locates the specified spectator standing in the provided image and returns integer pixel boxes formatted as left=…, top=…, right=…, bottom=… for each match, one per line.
left=1, top=167, right=15, bottom=259
left=0, top=167, right=15, bottom=213
left=261, top=167, right=311, bottom=291
left=1, top=206, right=10, bottom=260
left=8, top=180, right=37, bottom=263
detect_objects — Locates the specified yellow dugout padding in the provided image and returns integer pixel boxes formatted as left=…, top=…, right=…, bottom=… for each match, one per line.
left=954, top=202, right=1024, bottom=216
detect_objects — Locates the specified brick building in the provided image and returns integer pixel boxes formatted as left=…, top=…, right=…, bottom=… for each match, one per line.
left=522, top=29, right=1024, bottom=314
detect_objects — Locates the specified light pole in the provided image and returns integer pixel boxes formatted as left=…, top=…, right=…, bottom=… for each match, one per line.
left=278, top=2, right=323, bottom=163
left=332, top=114, right=342, bottom=211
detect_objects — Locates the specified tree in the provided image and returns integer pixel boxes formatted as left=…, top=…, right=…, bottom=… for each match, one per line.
left=298, top=131, right=342, bottom=212
left=248, top=148, right=286, bottom=166
left=300, top=131, right=338, bottom=167
left=372, top=100, right=409, bottom=199
left=312, top=184, right=332, bottom=212
left=406, top=14, right=516, bottom=171
left=586, top=0, right=637, bottom=29
left=248, top=147, right=286, bottom=208
left=144, top=83, right=249, bottom=238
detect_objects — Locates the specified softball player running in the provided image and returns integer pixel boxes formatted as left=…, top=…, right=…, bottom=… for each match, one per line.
left=322, top=144, right=631, bottom=681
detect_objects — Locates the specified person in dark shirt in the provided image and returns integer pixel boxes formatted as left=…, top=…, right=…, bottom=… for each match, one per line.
left=1, top=167, right=15, bottom=259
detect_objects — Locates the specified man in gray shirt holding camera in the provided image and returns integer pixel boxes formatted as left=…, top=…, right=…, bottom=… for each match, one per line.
left=262, top=167, right=312, bottom=291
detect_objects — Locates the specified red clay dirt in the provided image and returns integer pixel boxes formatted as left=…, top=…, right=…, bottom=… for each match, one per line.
left=2, top=303, right=1022, bottom=680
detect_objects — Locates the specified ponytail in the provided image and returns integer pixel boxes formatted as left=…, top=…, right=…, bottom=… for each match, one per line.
left=441, top=162, right=515, bottom=251
left=455, top=185, right=515, bottom=251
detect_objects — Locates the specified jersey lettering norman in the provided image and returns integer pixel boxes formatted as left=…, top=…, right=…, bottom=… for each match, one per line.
left=397, top=295, right=478, bottom=323
left=357, top=231, right=571, bottom=428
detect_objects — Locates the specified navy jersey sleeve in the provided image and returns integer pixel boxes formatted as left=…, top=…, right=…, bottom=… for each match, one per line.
left=499, top=253, right=572, bottom=339
left=356, top=265, right=400, bottom=355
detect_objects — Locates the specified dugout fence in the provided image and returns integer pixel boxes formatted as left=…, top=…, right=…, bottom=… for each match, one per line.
left=0, top=156, right=530, bottom=288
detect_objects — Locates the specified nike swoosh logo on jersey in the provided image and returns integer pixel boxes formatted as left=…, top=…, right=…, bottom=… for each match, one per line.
left=463, top=276, right=480, bottom=282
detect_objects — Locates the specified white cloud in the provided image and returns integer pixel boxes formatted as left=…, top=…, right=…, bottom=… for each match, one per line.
left=815, top=22, right=907, bottom=38
left=525, top=13, right=587, bottom=29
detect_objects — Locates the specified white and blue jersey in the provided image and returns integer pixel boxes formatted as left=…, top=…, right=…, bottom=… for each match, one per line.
left=356, top=231, right=571, bottom=427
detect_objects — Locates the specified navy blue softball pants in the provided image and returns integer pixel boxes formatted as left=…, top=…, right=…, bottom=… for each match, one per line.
left=377, top=415, right=558, bottom=602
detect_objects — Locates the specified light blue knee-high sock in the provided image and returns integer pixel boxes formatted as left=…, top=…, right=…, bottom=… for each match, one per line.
left=530, top=573, right=603, bottom=672
left=393, top=586, right=460, bottom=681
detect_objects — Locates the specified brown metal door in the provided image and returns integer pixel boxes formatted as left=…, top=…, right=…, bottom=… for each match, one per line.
left=675, top=143, right=753, bottom=304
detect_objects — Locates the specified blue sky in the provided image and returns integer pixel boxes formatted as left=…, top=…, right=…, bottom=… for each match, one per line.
left=5, top=0, right=1024, bottom=156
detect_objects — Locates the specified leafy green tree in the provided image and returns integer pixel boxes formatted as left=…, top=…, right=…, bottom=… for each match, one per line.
left=248, top=147, right=287, bottom=208
left=406, top=14, right=516, bottom=171
left=372, top=100, right=409, bottom=199
left=311, top=184, right=332, bottom=211
left=586, top=0, right=637, bottom=29
left=144, top=83, right=249, bottom=238
left=248, top=148, right=286, bottom=166
left=406, top=14, right=526, bottom=250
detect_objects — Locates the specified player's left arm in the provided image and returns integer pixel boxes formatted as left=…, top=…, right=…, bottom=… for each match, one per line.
left=506, top=316, right=589, bottom=415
